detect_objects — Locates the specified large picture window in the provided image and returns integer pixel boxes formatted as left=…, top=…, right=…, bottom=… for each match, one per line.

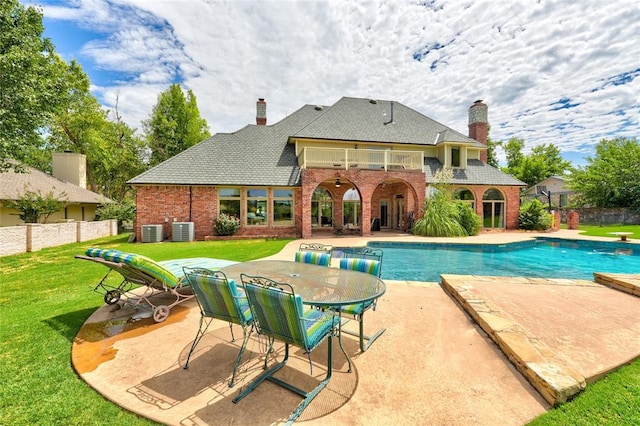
left=219, top=188, right=240, bottom=218
left=343, top=188, right=361, bottom=227
left=482, top=188, right=505, bottom=228
left=273, top=189, right=293, bottom=225
left=246, top=189, right=267, bottom=226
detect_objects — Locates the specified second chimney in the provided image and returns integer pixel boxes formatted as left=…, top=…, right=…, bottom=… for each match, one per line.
left=468, top=100, right=488, bottom=163
left=256, top=98, right=267, bottom=125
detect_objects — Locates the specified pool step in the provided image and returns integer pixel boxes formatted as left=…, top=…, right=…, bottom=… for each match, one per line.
left=593, top=273, right=640, bottom=296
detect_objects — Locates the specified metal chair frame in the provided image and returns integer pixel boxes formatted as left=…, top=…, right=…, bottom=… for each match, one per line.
left=182, top=267, right=253, bottom=387
left=338, top=247, right=386, bottom=352
left=234, top=273, right=336, bottom=425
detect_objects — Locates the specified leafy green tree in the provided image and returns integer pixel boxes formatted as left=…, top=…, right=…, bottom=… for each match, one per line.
left=95, top=199, right=136, bottom=230
left=0, top=0, right=70, bottom=172
left=501, top=138, right=572, bottom=186
left=3, top=188, right=68, bottom=223
left=143, top=84, right=211, bottom=166
left=486, top=137, right=500, bottom=168
left=568, top=138, right=640, bottom=209
left=48, top=63, right=145, bottom=201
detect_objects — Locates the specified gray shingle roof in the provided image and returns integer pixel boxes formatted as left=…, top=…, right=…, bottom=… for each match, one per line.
left=294, top=97, right=483, bottom=147
left=0, top=162, right=111, bottom=204
left=424, top=158, right=527, bottom=186
left=128, top=97, right=494, bottom=186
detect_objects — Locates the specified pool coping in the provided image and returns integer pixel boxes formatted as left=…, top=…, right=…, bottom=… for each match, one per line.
left=441, top=273, right=640, bottom=406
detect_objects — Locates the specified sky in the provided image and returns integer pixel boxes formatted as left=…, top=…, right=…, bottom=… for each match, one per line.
left=32, top=0, right=640, bottom=166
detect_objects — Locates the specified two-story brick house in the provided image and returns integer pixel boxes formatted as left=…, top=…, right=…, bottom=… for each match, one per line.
left=128, top=97, right=525, bottom=241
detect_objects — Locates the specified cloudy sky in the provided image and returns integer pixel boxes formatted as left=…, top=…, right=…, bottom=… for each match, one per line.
left=35, top=0, right=640, bottom=165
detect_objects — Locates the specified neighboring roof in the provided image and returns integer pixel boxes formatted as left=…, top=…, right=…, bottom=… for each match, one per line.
left=523, top=175, right=569, bottom=194
left=293, top=97, right=484, bottom=147
left=128, top=97, right=488, bottom=187
left=424, top=158, right=527, bottom=186
left=0, top=162, right=111, bottom=204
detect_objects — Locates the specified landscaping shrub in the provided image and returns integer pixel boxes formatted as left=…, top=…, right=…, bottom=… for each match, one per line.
left=456, top=201, right=482, bottom=236
left=413, top=189, right=467, bottom=237
left=213, top=213, right=240, bottom=236
left=519, top=199, right=553, bottom=230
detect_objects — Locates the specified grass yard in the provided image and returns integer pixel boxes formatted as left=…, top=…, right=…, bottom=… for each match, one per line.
left=577, top=224, right=640, bottom=240
left=0, top=231, right=638, bottom=425
left=0, top=235, right=292, bottom=425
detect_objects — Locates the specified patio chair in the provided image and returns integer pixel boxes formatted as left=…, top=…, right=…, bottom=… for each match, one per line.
left=294, top=242, right=333, bottom=266
left=234, top=273, right=338, bottom=424
left=182, top=268, right=253, bottom=387
left=338, top=247, right=386, bottom=352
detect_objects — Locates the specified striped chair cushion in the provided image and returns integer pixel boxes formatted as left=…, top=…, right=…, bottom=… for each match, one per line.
left=245, top=285, right=335, bottom=351
left=338, top=258, right=381, bottom=315
left=294, top=250, right=331, bottom=267
left=85, top=248, right=180, bottom=288
left=188, top=274, right=251, bottom=325
left=339, top=258, right=381, bottom=277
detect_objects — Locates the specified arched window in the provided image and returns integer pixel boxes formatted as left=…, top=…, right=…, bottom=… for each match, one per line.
left=311, top=188, right=333, bottom=227
left=453, top=188, right=475, bottom=210
left=482, top=188, right=505, bottom=228
left=343, top=188, right=361, bottom=227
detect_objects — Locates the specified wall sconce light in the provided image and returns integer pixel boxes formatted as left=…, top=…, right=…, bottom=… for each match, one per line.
left=335, top=178, right=341, bottom=188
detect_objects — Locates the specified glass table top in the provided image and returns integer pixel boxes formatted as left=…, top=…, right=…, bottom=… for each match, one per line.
left=220, top=260, right=386, bottom=307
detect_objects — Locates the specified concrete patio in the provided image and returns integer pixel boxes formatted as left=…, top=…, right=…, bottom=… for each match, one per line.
left=71, top=230, right=640, bottom=425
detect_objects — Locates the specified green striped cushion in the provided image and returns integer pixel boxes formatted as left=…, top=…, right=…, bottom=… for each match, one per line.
left=85, top=248, right=180, bottom=288
left=188, top=274, right=251, bottom=325
left=245, top=285, right=335, bottom=351
left=294, top=250, right=331, bottom=266
left=339, top=258, right=381, bottom=277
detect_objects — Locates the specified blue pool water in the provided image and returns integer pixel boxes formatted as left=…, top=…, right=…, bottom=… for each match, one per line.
left=364, top=238, right=640, bottom=282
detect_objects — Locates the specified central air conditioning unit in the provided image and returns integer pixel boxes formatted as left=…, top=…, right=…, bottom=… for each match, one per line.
left=172, top=222, right=194, bottom=242
left=141, top=224, right=163, bottom=243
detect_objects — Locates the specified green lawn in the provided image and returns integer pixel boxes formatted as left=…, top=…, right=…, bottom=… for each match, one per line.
left=576, top=224, right=640, bottom=240
left=0, top=233, right=638, bottom=425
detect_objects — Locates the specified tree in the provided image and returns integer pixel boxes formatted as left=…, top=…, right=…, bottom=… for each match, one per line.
left=48, top=64, right=145, bottom=201
left=501, top=138, right=572, bottom=186
left=486, top=137, right=500, bottom=168
left=0, top=0, right=70, bottom=172
left=568, top=138, right=640, bottom=209
left=3, top=188, right=68, bottom=223
left=143, top=84, right=211, bottom=166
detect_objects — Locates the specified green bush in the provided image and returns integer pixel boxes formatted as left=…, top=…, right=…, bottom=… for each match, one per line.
left=413, top=190, right=467, bottom=237
left=456, top=201, right=482, bottom=236
left=213, top=213, right=240, bottom=236
left=519, top=199, right=553, bottom=230
left=95, top=200, right=136, bottom=224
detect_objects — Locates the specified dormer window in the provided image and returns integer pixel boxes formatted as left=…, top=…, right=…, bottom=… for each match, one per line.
left=451, top=147, right=461, bottom=167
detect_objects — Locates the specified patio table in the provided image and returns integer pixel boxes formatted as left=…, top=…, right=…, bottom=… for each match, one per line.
left=220, top=259, right=386, bottom=370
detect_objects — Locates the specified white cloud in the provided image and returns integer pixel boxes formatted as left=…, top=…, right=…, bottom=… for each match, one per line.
left=41, top=0, right=640, bottom=164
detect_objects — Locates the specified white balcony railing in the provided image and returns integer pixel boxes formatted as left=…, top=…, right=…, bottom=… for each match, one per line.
left=298, top=147, right=423, bottom=171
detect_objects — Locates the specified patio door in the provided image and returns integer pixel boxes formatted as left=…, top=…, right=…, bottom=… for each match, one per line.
left=380, top=199, right=390, bottom=228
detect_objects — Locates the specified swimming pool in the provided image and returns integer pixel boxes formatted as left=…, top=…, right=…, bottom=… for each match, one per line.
left=363, top=238, right=640, bottom=282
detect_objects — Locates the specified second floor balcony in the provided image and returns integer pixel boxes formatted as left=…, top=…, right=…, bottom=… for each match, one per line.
left=298, top=147, right=424, bottom=171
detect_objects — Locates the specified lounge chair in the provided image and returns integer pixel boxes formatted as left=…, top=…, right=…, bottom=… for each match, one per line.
left=75, top=248, right=236, bottom=322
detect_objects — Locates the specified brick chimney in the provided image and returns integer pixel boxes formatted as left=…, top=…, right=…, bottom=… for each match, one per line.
left=468, top=100, right=488, bottom=163
left=256, top=98, right=267, bottom=125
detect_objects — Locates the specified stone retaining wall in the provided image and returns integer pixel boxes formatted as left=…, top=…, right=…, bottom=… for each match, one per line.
left=560, top=207, right=640, bottom=225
